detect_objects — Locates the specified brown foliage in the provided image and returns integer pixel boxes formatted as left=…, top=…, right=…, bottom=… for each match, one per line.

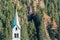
left=43, top=13, right=57, bottom=30
left=43, top=13, right=58, bottom=39
left=12, top=0, right=22, bottom=9
left=43, top=13, right=51, bottom=27
left=51, top=20, right=57, bottom=30
left=33, top=0, right=38, bottom=12
left=39, top=0, right=45, bottom=8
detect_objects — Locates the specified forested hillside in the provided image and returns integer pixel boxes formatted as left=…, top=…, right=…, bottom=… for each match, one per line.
left=0, top=0, right=60, bottom=40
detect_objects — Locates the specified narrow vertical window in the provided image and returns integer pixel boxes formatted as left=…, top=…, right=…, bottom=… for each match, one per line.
left=14, top=33, right=16, bottom=38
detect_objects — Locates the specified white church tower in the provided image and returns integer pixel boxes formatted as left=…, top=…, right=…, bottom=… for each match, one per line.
left=11, top=6, right=21, bottom=40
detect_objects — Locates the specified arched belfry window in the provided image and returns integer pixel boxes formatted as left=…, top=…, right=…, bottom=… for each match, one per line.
left=16, top=27, right=17, bottom=30
left=15, top=25, right=19, bottom=30
left=14, top=33, right=19, bottom=38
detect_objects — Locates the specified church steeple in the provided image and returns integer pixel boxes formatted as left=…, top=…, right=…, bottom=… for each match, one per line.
left=15, top=5, right=21, bottom=29
left=12, top=5, right=21, bottom=29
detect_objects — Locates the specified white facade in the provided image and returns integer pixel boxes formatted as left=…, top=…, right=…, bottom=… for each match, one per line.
left=12, top=25, right=21, bottom=40
left=12, top=7, right=21, bottom=40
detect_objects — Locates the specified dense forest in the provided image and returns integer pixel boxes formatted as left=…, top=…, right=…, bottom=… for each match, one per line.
left=0, top=0, right=60, bottom=40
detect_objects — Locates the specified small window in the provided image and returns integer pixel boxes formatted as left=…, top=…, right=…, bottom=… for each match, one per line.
left=14, top=33, right=19, bottom=38
left=16, top=27, right=17, bottom=30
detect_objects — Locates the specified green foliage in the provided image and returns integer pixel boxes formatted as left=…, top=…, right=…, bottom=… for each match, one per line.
left=0, top=0, right=59, bottom=40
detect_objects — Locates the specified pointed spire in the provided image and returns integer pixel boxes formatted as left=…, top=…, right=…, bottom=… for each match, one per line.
left=11, top=5, right=21, bottom=29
